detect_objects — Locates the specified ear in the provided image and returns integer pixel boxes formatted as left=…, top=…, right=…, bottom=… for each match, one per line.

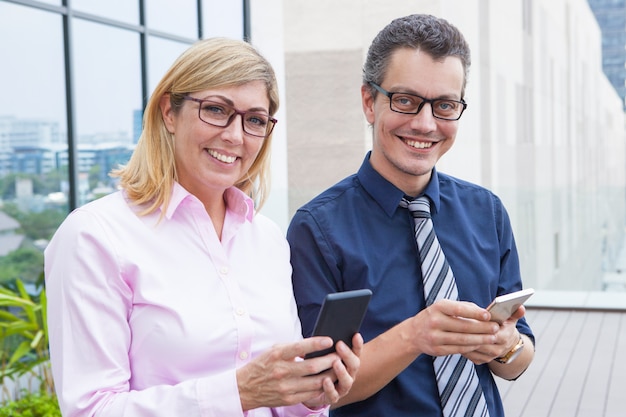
left=160, top=93, right=176, bottom=134
left=361, top=84, right=376, bottom=125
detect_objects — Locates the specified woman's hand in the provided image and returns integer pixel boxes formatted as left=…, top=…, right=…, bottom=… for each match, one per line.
left=236, top=334, right=363, bottom=411
left=303, top=333, right=363, bottom=409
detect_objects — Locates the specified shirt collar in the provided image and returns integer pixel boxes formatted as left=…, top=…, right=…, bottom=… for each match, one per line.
left=357, top=151, right=441, bottom=216
left=164, top=182, right=255, bottom=222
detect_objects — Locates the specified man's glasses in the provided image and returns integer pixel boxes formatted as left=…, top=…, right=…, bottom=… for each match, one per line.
left=182, top=96, right=277, bottom=138
left=369, top=82, right=467, bottom=121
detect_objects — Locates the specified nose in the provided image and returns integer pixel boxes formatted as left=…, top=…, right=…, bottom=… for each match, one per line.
left=221, top=113, right=245, bottom=144
left=408, top=102, right=437, bottom=132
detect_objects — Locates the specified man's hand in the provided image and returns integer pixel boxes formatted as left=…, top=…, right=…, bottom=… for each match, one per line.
left=462, top=305, right=534, bottom=380
left=464, top=304, right=526, bottom=364
left=406, top=299, right=499, bottom=357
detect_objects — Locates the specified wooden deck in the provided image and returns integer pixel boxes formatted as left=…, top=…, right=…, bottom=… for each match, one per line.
left=497, top=307, right=626, bottom=417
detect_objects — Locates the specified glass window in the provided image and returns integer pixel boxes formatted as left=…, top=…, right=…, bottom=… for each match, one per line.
left=72, top=19, right=141, bottom=206
left=202, top=0, right=244, bottom=38
left=0, top=3, right=67, bottom=285
left=72, top=0, right=139, bottom=26
left=145, top=0, right=198, bottom=39
left=147, top=36, right=193, bottom=95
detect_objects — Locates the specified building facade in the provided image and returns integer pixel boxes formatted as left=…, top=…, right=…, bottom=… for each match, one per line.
left=588, top=0, right=626, bottom=110
left=0, top=0, right=624, bottom=295
left=283, top=0, right=626, bottom=292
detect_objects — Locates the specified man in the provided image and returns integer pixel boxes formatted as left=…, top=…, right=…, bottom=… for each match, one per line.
left=287, top=14, right=535, bottom=417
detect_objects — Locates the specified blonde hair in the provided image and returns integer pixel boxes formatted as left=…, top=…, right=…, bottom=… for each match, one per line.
left=111, top=37, right=279, bottom=214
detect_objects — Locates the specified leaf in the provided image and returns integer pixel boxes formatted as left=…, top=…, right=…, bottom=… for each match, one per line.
left=41, top=289, right=48, bottom=346
left=30, top=330, right=43, bottom=349
left=15, top=279, right=37, bottom=324
left=0, top=310, right=21, bottom=322
left=7, top=340, right=31, bottom=366
left=0, top=292, right=36, bottom=308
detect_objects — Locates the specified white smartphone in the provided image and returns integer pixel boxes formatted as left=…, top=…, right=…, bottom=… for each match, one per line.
left=486, top=288, right=534, bottom=324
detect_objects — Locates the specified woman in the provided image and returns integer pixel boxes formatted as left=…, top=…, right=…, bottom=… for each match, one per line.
left=44, top=37, right=361, bottom=417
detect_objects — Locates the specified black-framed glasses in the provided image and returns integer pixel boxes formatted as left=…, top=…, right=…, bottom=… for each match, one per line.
left=369, top=82, right=467, bottom=121
left=182, top=96, right=277, bottom=138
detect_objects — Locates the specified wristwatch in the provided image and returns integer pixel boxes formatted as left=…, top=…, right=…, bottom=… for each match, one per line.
left=494, top=336, right=524, bottom=364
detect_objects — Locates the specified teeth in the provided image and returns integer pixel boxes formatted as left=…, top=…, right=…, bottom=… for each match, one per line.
left=208, top=149, right=236, bottom=164
left=406, top=140, right=433, bottom=149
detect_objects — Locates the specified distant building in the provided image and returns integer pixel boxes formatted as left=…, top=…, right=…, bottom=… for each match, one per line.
left=0, top=115, right=134, bottom=184
left=588, top=0, right=626, bottom=110
left=0, top=210, right=24, bottom=256
left=133, top=109, right=143, bottom=144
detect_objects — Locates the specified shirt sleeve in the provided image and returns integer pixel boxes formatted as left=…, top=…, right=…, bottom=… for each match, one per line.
left=44, top=209, right=244, bottom=417
left=272, top=403, right=329, bottom=417
left=494, top=195, right=535, bottom=345
left=286, top=209, right=341, bottom=339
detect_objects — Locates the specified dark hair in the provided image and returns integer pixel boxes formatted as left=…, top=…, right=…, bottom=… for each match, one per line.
left=363, top=14, right=471, bottom=97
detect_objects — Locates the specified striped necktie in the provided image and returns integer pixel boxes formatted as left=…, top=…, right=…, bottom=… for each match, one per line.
left=400, top=196, right=489, bottom=417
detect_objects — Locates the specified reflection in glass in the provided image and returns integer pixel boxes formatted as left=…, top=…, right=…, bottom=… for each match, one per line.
left=147, top=36, right=193, bottom=95
left=202, top=0, right=244, bottom=39
left=0, top=2, right=68, bottom=285
left=72, top=19, right=141, bottom=206
left=72, top=0, right=139, bottom=26
left=31, top=0, right=61, bottom=5
left=146, top=0, right=197, bottom=39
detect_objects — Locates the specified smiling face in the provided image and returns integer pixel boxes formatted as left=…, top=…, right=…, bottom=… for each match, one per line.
left=362, top=48, right=465, bottom=196
left=160, top=81, right=270, bottom=204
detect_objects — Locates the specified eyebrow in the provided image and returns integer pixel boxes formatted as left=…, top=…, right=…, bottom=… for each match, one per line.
left=198, top=94, right=270, bottom=114
left=387, top=86, right=462, bottom=101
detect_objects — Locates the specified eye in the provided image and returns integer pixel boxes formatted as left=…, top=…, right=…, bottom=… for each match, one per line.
left=202, top=103, right=227, bottom=115
left=246, top=113, right=269, bottom=127
left=392, top=94, right=420, bottom=110
left=435, top=100, right=458, bottom=113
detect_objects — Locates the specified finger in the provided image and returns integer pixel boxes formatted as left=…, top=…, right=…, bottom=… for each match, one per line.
left=434, top=299, right=491, bottom=322
left=351, top=333, right=364, bottom=357
left=279, top=337, right=334, bottom=361
left=321, top=375, right=340, bottom=404
left=331, top=356, right=356, bottom=397
left=335, top=339, right=361, bottom=376
left=437, top=314, right=499, bottom=336
left=463, top=349, right=493, bottom=365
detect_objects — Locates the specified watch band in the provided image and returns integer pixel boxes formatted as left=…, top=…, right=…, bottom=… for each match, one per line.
left=494, top=335, right=524, bottom=364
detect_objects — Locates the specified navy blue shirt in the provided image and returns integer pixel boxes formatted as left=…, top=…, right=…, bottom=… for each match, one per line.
left=287, top=153, right=534, bottom=417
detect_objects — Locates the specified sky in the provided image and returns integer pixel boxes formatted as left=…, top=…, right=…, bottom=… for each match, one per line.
left=0, top=0, right=242, bottom=140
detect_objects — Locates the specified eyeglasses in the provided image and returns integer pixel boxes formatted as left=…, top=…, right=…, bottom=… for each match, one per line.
left=182, top=96, right=277, bottom=138
left=369, top=82, right=467, bottom=121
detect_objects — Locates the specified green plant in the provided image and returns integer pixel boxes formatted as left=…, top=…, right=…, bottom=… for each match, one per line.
left=0, top=277, right=54, bottom=402
left=0, top=391, right=60, bottom=417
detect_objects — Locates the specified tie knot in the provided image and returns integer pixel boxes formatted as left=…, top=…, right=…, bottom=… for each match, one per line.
left=400, top=196, right=431, bottom=218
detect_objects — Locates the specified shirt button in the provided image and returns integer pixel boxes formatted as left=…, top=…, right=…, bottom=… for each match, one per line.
left=239, top=351, right=249, bottom=360
left=236, top=308, right=245, bottom=316
left=219, top=266, right=229, bottom=275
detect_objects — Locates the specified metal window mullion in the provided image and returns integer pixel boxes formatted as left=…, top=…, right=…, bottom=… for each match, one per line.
left=197, top=0, right=203, bottom=39
left=62, top=2, right=79, bottom=210
left=139, top=0, right=148, bottom=112
left=243, top=0, right=250, bottom=41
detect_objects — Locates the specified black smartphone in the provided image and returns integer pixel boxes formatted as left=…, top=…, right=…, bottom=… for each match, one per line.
left=486, top=288, right=535, bottom=324
left=304, top=289, right=373, bottom=359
